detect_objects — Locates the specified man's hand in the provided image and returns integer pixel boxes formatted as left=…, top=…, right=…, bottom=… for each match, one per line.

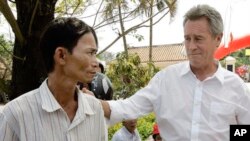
left=82, top=87, right=95, bottom=96
left=100, top=100, right=111, bottom=119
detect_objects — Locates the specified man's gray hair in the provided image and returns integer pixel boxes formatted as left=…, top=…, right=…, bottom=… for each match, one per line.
left=183, top=4, right=223, bottom=37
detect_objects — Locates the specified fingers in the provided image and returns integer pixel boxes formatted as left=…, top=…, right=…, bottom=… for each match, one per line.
left=82, top=87, right=95, bottom=97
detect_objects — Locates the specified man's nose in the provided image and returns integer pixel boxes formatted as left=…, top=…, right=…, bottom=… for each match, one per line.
left=93, top=61, right=98, bottom=68
left=188, top=40, right=198, bottom=50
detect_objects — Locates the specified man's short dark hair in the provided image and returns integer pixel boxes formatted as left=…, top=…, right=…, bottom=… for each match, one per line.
left=39, top=17, right=98, bottom=73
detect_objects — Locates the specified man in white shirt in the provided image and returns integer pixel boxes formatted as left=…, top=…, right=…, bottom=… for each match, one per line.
left=101, top=4, right=250, bottom=141
left=0, top=17, right=107, bottom=141
left=112, top=119, right=141, bottom=141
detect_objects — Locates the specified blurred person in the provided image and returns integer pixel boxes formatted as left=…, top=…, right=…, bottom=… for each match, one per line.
left=111, top=119, right=141, bottom=141
left=0, top=17, right=107, bottom=141
left=152, top=123, right=162, bottom=141
left=96, top=61, right=105, bottom=73
left=79, top=61, right=113, bottom=100
left=101, top=4, right=250, bottom=141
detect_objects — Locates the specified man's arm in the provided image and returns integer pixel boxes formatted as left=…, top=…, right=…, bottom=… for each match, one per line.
left=100, top=100, right=111, bottom=119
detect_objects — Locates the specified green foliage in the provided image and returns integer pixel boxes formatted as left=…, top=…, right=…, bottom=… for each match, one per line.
left=108, top=113, right=156, bottom=141
left=221, top=47, right=250, bottom=68
left=0, top=35, right=13, bottom=80
left=106, top=52, right=159, bottom=99
left=0, top=35, right=13, bottom=102
left=0, top=35, right=13, bottom=61
left=55, top=0, right=88, bottom=16
left=106, top=52, right=158, bottom=140
left=137, top=113, right=156, bottom=140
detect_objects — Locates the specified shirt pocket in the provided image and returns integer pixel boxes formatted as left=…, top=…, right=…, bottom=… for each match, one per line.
left=209, top=102, right=236, bottom=130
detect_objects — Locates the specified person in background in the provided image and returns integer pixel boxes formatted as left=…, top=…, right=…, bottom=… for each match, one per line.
left=111, top=119, right=141, bottom=141
left=96, top=61, right=105, bottom=73
left=152, top=124, right=162, bottom=141
left=90, top=61, right=113, bottom=100
left=79, top=61, right=113, bottom=100
left=101, top=4, right=250, bottom=141
left=0, top=17, right=107, bottom=141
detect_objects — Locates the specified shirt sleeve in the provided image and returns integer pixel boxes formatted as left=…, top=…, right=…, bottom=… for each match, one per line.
left=237, top=83, right=250, bottom=124
left=0, top=112, right=18, bottom=141
left=107, top=71, right=162, bottom=125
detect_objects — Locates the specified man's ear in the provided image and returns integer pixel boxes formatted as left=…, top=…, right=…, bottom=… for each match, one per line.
left=216, top=33, right=223, bottom=47
left=54, top=47, right=67, bottom=65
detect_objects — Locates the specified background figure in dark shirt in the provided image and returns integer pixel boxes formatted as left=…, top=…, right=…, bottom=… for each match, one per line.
left=79, top=61, right=113, bottom=100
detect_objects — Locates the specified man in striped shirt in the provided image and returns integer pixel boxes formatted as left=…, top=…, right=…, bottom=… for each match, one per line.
left=0, top=17, right=107, bottom=141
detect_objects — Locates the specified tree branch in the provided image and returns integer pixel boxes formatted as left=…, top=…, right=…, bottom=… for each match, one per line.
left=97, top=5, right=169, bottom=54
left=0, top=0, right=25, bottom=46
left=28, top=0, right=39, bottom=36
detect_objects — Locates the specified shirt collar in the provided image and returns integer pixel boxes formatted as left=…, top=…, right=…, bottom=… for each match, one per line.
left=212, top=62, right=224, bottom=85
left=40, top=79, right=61, bottom=112
left=39, top=79, right=95, bottom=115
left=180, top=61, right=224, bottom=85
left=180, top=61, right=191, bottom=76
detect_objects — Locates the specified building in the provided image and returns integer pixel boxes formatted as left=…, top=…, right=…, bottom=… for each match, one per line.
left=127, top=43, right=188, bottom=69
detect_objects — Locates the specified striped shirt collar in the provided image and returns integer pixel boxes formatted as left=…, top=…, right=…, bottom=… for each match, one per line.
left=39, top=79, right=95, bottom=116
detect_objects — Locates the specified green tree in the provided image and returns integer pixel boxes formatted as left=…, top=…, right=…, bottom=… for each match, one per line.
left=106, top=52, right=159, bottom=99
left=98, top=0, right=178, bottom=59
left=102, top=0, right=132, bottom=59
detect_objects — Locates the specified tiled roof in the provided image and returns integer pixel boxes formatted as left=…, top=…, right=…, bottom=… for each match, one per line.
left=128, top=43, right=188, bottom=68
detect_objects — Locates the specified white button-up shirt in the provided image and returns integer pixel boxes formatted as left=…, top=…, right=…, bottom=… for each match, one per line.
left=0, top=80, right=107, bottom=141
left=111, top=127, right=141, bottom=141
left=108, top=61, right=250, bottom=141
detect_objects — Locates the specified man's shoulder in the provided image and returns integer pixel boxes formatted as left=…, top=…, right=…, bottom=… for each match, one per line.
left=111, top=128, right=124, bottom=140
left=161, top=61, right=187, bottom=70
left=1, top=89, right=40, bottom=120
left=220, top=66, right=243, bottom=81
left=80, top=92, right=103, bottom=111
left=157, top=61, right=187, bottom=76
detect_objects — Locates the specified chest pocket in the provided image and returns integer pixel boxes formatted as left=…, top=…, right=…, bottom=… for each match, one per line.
left=209, top=102, right=236, bottom=130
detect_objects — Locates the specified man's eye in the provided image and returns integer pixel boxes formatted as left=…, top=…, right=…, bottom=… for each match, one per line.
left=88, top=51, right=96, bottom=55
left=195, top=38, right=202, bottom=41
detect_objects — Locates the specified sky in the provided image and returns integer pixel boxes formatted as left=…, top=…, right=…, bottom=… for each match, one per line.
left=1, top=0, right=250, bottom=54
